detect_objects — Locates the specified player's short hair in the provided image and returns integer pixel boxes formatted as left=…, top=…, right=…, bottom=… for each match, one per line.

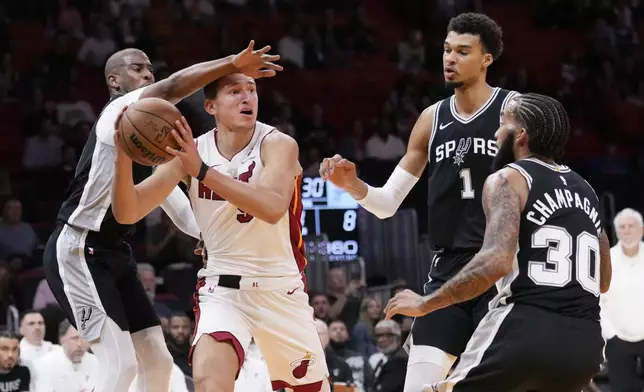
left=19, top=309, right=41, bottom=323
left=614, top=208, right=644, bottom=228
left=511, top=93, right=570, bottom=159
left=204, top=79, right=223, bottom=99
left=447, top=13, right=504, bottom=60
left=0, top=330, right=19, bottom=341
left=58, top=319, right=73, bottom=337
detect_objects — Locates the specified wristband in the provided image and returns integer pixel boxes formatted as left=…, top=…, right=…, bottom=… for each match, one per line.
left=196, top=161, right=209, bottom=182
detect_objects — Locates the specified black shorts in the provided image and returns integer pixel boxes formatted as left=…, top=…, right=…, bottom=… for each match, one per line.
left=431, top=304, right=604, bottom=392
left=43, top=224, right=159, bottom=341
left=411, top=252, right=497, bottom=356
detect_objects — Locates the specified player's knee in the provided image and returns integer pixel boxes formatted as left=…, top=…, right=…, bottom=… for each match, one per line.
left=192, top=335, right=239, bottom=392
left=403, top=346, right=456, bottom=392
left=132, top=326, right=174, bottom=371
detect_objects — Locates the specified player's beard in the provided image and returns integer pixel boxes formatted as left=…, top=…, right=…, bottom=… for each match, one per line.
left=445, top=80, right=464, bottom=89
left=492, top=131, right=517, bottom=172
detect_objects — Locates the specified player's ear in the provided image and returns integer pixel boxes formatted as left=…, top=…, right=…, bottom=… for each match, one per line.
left=107, top=74, right=119, bottom=90
left=203, top=99, right=216, bottom=116
left=515, top=127, right=529, bottom=147
left=482, top=52, right=493, bottom=68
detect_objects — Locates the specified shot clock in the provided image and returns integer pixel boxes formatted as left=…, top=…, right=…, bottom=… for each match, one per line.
left=300, top=176, right=360, bottom=262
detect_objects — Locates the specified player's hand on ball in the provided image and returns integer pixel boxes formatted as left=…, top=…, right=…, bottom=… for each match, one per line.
left=165, top=117, right=202, bottom=177
left=232, top=40, right=283, bottom=79
left=319, top=154, right=358, bottom=190
left=384, top=289, right=427, bottom=319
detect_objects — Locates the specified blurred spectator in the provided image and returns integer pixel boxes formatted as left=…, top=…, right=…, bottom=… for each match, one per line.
left=368, top=320, right=407, bottom=392
left=601, top=208, right=644, bottom=392
left=365, top=120, right=405, bottom=161
left=314, top=318, right=354, bottom=387
left=309, top=292, right=332, bottom=324
left=32, top=280, right=58, bottom=310
left=19, top=310, right=55, bottom=365
left=0, top=331, right=30, bottom=391
left=0, top=263, right=19, bottom=334
left=33, top=320, right=98, bottom=392
left=336, top=120, right=365, bottom=162
left=304, top=26, right=327, bottom=70
left=184, top=0, right=216, bottom=25
left=278, top=24, right=305, bottom=69
left=398, top=30, right=425, bottom=75
left=350, top=296, right=381, bottom=358
left=77, top=23, right=117, bottom=67
left=0, top=199, right=39, bottom=262
left=22, top=117, right=64, bottom=170
left=166, top=313, right=191, bottom=375
left=56, top=0, right=84, bottom=39
left=233, top=340, right=272, bottom=391
left=137, top=263, right=174, bottom=318
left=0, top=53, right=18, bottom=101
left=19, top=310, right=55, bottom=391
left=55, top=85, right=96, bottom=127
left=328, top=320, right=373, bottom=392
left=327, top=267, right=363, bottom=332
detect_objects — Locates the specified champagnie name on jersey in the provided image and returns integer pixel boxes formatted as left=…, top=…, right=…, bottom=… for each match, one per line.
left=435, top=137, right=498, bottom=164
left=527, top=188, right=601, bottom=231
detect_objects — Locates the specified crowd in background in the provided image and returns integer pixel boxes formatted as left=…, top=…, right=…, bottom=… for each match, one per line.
left=0, top=0, right=643, bottom=391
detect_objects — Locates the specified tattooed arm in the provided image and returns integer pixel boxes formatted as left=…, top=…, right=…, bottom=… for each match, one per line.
left=599, top=230, right=612, bottom=293
left=383, top=167, right=529, bottom=319
left=419, top=168, right=528, bottom=313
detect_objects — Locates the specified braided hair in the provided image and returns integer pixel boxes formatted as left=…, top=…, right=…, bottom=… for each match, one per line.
left=511, top=93, right=570, bottom=159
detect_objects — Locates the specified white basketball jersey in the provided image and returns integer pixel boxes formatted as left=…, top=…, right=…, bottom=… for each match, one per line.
left=189, top=122, right=307, bottom=278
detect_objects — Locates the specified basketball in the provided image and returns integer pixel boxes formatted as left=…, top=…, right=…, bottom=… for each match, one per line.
left=117, top=97, right=182, bottom=166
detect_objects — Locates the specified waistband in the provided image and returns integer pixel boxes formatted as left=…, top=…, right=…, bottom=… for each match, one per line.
left=199, top=274, right=304, bottom=291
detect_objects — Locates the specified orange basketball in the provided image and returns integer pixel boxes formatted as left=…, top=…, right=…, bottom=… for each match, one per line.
left=117, top=97, right=182, bottom=166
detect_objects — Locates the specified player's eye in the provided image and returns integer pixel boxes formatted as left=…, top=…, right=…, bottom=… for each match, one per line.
left=443, top=48, right=451, bottom=53
left=459, top=51, right=468, bottom=56
left=230, top=89, right=240, bottom=94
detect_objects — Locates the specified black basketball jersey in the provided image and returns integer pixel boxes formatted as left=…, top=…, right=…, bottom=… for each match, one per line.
left=427, top=88, right=518, bottom=252
left=493, top=158, right=603, bottom=320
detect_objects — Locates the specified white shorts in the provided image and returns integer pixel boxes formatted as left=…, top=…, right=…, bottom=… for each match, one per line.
left=191, top=275, right=329, bottom=391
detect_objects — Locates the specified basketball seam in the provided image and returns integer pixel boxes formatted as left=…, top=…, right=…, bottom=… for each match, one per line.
left=124, top=110, right=170, bottom=156
left=118, top=117, right=147, bottom=165
left=132, top=108, right=177, bottom=129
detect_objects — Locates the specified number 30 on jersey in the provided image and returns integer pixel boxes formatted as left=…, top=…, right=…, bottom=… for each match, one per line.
left=528, top=226, right=601, bottom=296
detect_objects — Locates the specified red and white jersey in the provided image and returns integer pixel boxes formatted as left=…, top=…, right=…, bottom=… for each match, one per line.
left=189, top=122, right=307, bottom=278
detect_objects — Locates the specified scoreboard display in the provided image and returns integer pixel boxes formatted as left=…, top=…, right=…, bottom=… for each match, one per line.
left=300, top=177, right=360, bottom=262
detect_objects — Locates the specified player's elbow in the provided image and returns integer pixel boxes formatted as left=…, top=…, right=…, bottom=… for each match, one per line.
left=112, top=205, right=139, bottom=225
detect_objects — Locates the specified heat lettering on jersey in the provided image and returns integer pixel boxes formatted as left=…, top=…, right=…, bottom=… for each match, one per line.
left=435, top=137, right=498, bottom=163
left=196, top=161, right=258, bottom=223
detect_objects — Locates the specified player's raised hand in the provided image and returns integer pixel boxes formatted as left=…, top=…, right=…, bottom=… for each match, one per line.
left=384, top=289, right=428, bottom=319
left=319, top=154, right=358, bottom=189
left=232, top=40, right=283, bottom=79
left=166, top=117, right=202, bottom=177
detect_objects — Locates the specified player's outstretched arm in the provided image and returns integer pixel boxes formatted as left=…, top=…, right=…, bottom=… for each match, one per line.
left=112, top=119, right=189, bottom=225
left=140, top=41, right=283, bottom=104
left=598, top=230, right=612, bottom=293
left=166, top=119, right=299, bottom=225
left=319, top=104, right=436, bottom=219
left=384, top=168, right=527, bottom=319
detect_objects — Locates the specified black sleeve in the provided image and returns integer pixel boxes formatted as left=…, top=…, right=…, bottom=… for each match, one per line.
left=19, top=366, right=30, bottom=391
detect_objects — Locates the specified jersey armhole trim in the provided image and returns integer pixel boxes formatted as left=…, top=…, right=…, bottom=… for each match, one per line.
left=506, top=163, right=533, bottom=190
left=427, top=100, right=443, bottom=153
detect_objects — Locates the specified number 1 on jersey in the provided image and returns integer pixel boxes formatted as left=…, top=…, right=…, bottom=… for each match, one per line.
left=459, top=168, right=475, bottom=199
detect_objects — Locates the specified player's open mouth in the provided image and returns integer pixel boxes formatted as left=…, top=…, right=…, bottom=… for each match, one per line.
left=241, top=109, right=253, bottom=116
left=444, top=67, right=457, bottom=78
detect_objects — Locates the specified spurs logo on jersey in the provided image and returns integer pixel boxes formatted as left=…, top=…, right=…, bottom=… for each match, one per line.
left=435, top=136, right=497, bottom=164
left=190, top=121, right=307, bottom=278
left=426, top=88, right=519, bottom=253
